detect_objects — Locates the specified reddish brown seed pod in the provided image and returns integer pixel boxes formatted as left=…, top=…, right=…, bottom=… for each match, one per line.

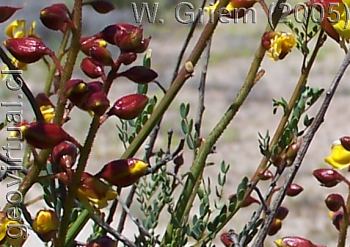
left=22, top=122, right=80, bottom=149
left=108, top=94, right=148, bottom=120
left=51, top=141, right=78, bottom=170
left=286, top=183, right=304, bottom=197
left=340, top=136, right=350, bottom=151
left=84, top=91, right=110, bottom=116
left=89, top=46, right=113, bottom=66
left=80, top=36, right=107, bottom=55
left=274, top=236, right=325, bottom=247
left=96, top=158, right=149, bottom=187
left=40, top=3, right=72, bottom=32
left=220, top=232, right=234, bottom=247
left=0, top=6, right=21, bottom=23
left=118, top=52, right=137, bottom=65
left=100, top=23, right=151, bottom=53
left=275, top=206, right=289, bottom=220
left=4, top=37, right=51, bottom=63
left=119, top=66, right=158, bottom=84
left=268, top=218, right=282, bottom=236
left=80, top=57, right=104, bottom=79
left=325, top=193, right=345, bottom=212
left=313, top=168, right=343, bottom=187
left=87, top=1, right=115, bottom=14
left=86, top=236, right=117, bottom=247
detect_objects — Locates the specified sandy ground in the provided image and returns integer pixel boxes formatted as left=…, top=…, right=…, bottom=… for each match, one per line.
left=1, top=0, right=350, bottom=246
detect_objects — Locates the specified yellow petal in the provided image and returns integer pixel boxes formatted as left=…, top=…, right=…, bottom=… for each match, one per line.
left=274, top=239, right=284, bottom=247
left=325, top=143, right=350, bottom=169
left=5, top=19, right=26, bottom=38
left=29, top=21, right=36, bottom=37
left=130, top=160, right=149, bottom=176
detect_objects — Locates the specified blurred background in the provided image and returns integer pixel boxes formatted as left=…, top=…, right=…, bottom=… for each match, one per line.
left=0, top=0, right=349, bottom=246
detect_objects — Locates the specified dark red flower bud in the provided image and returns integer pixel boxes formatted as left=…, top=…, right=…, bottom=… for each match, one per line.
left=36, top=93, right=53, bottom=107
left=340, top=136, right=350, bottom=151
left=119, top=66, right=158, bottom=84
left=268, top=218, right=282, bottom=236
left=100, top=23, right=150, bottom=53
left=274, top=236, right=325, bottom=247
left=118, top=52, right=137, bottom=65
left=89, top=46, right=113, bottom=66
left=286, top=183, right=304, bottom=197
left=80, top=36, right=107, bottom=55
left=258, top=169, right=274, bottom=180
left=330, top=210, right=344, bottom=231
left=80, top=57, right=104, bottom=78
left=65, top=79, right=88, bottom=107
left=229, top=0, right=257, bottom=19
left=40, top=4, right=72, bottom=32
left=22, top=122, right=80, bottom=149
left=262, top=31, right=276, bottom=50
left=108, top=94, right=148, bottom=120
left=325, top=193, right=345, bottom=212
left=87, top=1, right=115, bottom=14
left=84, top=91, right=110, bottom=116
left=220, top=232, right=234, bottom=247
left=0, top=6, right=21, bottom=23
left=275, top=206, right=289, bottom=220
left=86, top=236, right=117, bottom=247
left=51, top=141, right=78, bottom=170
left=313, top=168, right=343, bottom=187
left=96, top=158, right=149, bottom=187
left=4, top=37, right=51, bottom=63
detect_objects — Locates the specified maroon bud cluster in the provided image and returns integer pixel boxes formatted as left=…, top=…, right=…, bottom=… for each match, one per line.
left=100, top=23, right=150, bottom=53
left=65, top=80, right=109, bottom=115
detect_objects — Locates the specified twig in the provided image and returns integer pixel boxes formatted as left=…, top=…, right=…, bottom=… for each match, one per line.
left=338, top=191, right=350, bottom=247
left=253, top=39, right=350, bottom=247
left=194, top=38, right=211, bottom=154
left=145, top=139, right=185, bottom=175
left=115, top=192, right=153, bottom=240
left=0, top=47, right=44, bottom=122
left=172, top=0, right=207, bottom=81
left=116, top=185, right=137, bottom=232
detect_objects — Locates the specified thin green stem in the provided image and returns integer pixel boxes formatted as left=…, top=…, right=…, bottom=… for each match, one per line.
left=54, top=0, right=83, bottom=125
left=338, top=189, right=350, bottom=247
left=44, top=31, right=71, bottom=95
left=121, top=0, right=231, bottom=160
left=194, top=30, right=325, bottom=247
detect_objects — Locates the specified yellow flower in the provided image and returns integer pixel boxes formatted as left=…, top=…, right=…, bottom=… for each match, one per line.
left=205, top=1, right=235, bottom=13
left=267, top=32, right=296, bottom=61
left=325, top=141, right=350, bottom=169
left=330, top=0, right=350, bottom=39
left=0, top=211, right=26, bottom=246
left=5, top=19, right=36, bottom=38
left=32, top=210, right=58, bottom=235
left=78, top=172, right=118, bottom=209
left=40, top=105, right=55, bottom=123
left=4, top=19, right=36, bottom=71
